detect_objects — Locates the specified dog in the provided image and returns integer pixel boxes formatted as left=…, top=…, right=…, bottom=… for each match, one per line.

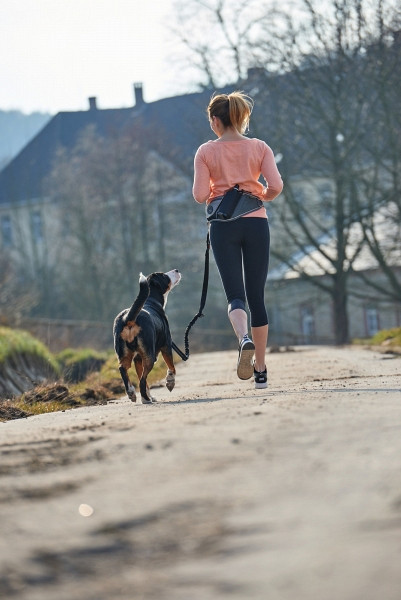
left=113, top=269, right=181, bottom=404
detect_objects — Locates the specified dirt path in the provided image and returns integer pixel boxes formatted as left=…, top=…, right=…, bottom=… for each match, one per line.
left=1, top=346, right=401, bottom=600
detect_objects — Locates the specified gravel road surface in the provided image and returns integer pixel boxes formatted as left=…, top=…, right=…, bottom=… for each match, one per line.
left=1, top=346, right=400, bottom=600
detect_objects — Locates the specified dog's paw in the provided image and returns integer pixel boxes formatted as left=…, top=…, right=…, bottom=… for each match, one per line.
left=165, top=371, right=175, bottom=392
left=127, top=385, right=137, bottom=402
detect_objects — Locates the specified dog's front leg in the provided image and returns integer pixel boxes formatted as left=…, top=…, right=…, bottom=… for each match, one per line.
left=166, top=369, right=175, bottom=391
left=162, top=349, right=176, bottom=392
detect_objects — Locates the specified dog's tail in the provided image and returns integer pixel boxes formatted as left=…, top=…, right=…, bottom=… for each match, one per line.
left=124, top=273, right=149, bottom=323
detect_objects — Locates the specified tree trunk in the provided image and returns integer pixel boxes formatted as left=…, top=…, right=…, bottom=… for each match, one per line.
left=332, top=275, right=349, bottom=345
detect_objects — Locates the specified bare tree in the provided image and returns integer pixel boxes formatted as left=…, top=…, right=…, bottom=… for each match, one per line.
left=43, top=121, right=201, bottom=328
left=171, top=0, right=267, bottom=88
left=352, top=27, right=401, bottom=302
left=264, top=0, right=400, bottom=343
left=0, top=253, right=39, bottom=324
left=0, top=195, right=60, bottom=319
left=45, top=125, right=162, bottom=320
left=171, top=0, right=400, bottom=344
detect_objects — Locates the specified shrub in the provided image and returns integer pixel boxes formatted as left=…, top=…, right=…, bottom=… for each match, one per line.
left=370, top=327, right=401, bottom=348
left=0, top=326, right=59, bottom=370
left=56, top=348, right=108, bottom=383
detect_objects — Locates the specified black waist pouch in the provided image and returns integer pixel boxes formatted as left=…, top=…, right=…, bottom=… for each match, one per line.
left=206, top=185, right=263, bottom=222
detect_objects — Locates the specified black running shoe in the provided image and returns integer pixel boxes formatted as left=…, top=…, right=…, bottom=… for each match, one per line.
left=237, top=335, right=255, bottom=380
left=254, top=367, right=268, bottom=389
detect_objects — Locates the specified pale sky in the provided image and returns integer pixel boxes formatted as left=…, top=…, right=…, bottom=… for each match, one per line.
left=0, top=0, right=189, bottom=114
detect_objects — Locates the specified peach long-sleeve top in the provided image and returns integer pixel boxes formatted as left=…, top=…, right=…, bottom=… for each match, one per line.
left=192, top=137, right=283, bottom=218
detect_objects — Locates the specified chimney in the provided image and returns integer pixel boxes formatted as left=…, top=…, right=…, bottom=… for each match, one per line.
left=88, top=97, right=97, bottom=111
left=133, top=83, right=144, bottom=107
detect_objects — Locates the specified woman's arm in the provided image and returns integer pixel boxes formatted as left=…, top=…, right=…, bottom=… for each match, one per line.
left=261, top=144, right=283, bottom=202
left=192, top=148, right=211, bottom=203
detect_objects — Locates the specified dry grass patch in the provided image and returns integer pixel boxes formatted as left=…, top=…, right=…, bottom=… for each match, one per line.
left=1, top=352, right=174, bottom=422
left=354, top=327, right=401, bottom=354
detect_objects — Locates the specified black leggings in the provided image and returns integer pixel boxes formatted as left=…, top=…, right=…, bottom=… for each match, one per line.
left=210, top=217, right=270, bottom=328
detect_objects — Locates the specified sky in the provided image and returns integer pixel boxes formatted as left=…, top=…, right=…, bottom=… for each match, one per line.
left=0, top=0, right=190, bottom=114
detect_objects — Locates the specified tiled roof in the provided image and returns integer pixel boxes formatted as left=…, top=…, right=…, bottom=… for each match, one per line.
left=0, top=106, right=134, bottom=204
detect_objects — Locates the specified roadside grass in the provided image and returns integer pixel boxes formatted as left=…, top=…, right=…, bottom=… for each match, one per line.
left=353, top=327, right=401, bottom=352
left=56, top=347, right=108, bottom=383
left=0, top=326, right=60, bottom=374
left=370, top=327, right=401, bottom=348
left=0, top=326, right=61, bottom=421
left=1, top=343, right=172, bottom=422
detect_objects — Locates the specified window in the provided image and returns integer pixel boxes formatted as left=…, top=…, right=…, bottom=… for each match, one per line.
left=365, top=307, right=379, bottom=337
left=301, top=305, right=315, bottom=343
left=1, top=215, right=13, bottom=248
left=31, top=210, right=43, bottom=243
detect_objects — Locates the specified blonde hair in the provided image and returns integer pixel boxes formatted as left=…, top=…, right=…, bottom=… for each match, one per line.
left=207, top=91, right=254, bottom=134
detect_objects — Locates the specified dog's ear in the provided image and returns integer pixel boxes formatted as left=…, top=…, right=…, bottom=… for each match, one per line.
left=148, top=273, right=170, bottom=291
left=147, top=273, right=157, bottom=287
left=147, top=273, right=161, bottom=287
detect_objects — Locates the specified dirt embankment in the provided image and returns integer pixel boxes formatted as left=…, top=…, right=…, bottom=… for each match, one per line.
left=0, top=346, right=400, bottom=600
left=0, top=353, right=57, bottom=398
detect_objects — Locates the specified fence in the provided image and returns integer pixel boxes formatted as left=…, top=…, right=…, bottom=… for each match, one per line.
left=17, top=318, right=234, bottom=354
left=18, top=318, right=112, bottom=353
left=15, top=318, right=329, bottom=354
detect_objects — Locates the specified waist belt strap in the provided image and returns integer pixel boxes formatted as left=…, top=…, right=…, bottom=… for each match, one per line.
left=206, top=185, right=263, bottom=222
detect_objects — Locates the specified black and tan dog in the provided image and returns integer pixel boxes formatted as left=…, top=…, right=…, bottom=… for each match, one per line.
left=113, top=269, right=181, bottom=404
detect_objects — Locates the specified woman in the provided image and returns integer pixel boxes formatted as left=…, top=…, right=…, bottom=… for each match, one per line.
left=192, top=91, right=283, bottom=389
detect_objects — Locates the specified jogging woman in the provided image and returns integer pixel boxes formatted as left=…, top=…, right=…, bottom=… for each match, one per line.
left=192, top=91, right=283, bottom=389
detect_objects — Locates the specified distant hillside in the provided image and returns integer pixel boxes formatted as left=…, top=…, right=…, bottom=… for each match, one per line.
left=0, top=110, right=52, bottom=169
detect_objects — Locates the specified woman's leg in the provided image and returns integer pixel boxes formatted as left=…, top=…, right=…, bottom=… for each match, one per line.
left=210, top=218, right=270, bottom=380
left=242, top=219, right=270, bottom=372
left=251, top=324, right=268, bottom=372
left=210, top=221, right=249, bottom=341
left=228, top=308, right=248, bottom=341
left=210, top=221, right=256, bottom=379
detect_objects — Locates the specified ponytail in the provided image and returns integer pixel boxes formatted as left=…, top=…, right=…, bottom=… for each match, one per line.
left=208, top=91, right=254, bottom=134
left=228, top=92, right=253, bottom=133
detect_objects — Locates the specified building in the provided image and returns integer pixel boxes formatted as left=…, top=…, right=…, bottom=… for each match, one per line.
left=268, top=204, right=401, bottom=344
left=0, top=63, right=399, bottom=348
